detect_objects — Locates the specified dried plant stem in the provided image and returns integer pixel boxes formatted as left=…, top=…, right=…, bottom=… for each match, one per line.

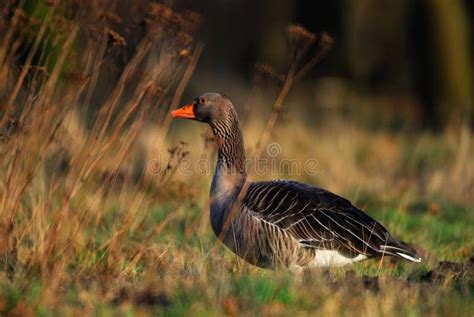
left=254, top=33, right=333, bottom=158
left=0, top=1, right=26, bottom=68
left=6, top=4, right=57, bottom=108
left=254, top=67, right=296, bottom=157
left=38, top=25, right=80, bottom=105
left=95, top=35, right=154, bottom=139
left=294, top=33, right=334, bottom=82
left=155, top=43, right=204, bottom=151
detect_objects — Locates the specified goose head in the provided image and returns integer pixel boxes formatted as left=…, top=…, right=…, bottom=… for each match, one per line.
left=171, top=92, right=246, bottom=175
left=171, top=92, right=234, bottom=123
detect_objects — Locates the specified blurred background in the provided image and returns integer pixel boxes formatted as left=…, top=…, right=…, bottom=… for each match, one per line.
left=177, top=0, right=473, bottom=130
left=1, top=0, right=472, bottom=207
left=9, top=0, right=472, bottom=129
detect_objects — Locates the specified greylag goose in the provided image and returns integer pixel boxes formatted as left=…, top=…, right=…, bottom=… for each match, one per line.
left=171, top=92, right=421, bottom=270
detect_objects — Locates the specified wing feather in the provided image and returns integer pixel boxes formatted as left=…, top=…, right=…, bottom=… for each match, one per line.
left=242, top=180, right=397, bottom=257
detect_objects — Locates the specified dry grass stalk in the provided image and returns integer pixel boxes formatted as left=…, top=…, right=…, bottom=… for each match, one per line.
left=0, top=1, right=202, bottom=308
left=254, top=26, right=334, bottom=158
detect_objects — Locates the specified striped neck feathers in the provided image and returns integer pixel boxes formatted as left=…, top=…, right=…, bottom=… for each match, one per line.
left=209, top=108, right=247, bottom=178
left=208, top=105, right=247, bottom=236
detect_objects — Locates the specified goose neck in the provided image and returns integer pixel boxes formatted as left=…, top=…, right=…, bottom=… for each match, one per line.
left=210, top=118, right=247, bottom=178
left=208, top=112, right=247, bottom=236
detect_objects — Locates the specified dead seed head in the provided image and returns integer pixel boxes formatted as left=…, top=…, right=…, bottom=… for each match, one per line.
left=104, top=27, right=127, bottom=46
left=286, top=24, right=317, bottom=43
left=13, top=8, right=27, bottom=20
left=146, top=84, right=166, bottom=98
left=52, top=16, right=74, bottom=31
left=168, top=146, right=178, bottom=155
left=255, top=63, right=285, bottom=82
left=148, top=3, right=173, bottom=19
left=99, top=11, right=123, bottom=24
left=178, top=49, right=191, bottom=58
left=176, top=32, right=193, bottom=47
left=182, top=11, right=201, bottom=26
left=13, top=8, right=32, bottom=27
left=146, top=3, right=201, bottom=32
left=319, top=31, right=335, bottom=47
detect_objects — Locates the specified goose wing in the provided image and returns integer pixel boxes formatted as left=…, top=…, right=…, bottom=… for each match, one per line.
left=243, top=180, right=420, bottom=260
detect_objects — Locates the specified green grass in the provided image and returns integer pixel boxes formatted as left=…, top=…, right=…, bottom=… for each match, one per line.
left=1, top=190, right=473, bottom=315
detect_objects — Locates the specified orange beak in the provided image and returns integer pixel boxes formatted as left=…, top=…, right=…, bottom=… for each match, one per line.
left=171, top=104, right=195, bottom=119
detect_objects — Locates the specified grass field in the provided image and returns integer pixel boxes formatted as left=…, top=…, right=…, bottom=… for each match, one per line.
left=0, top=2, right=473, bottom=316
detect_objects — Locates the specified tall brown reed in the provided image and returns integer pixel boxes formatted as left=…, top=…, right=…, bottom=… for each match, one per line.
left=0, top=0, right=201, bottom=308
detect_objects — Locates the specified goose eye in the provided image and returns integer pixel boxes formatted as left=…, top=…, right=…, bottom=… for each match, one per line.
left=199, top=98, right=206, bottom=104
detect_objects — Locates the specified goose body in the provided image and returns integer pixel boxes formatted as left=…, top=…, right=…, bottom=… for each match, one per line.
left=171, top=92, right=421, bottom=269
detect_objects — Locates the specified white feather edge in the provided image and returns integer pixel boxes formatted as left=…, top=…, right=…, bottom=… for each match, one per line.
left=395, top=252, right=422, bottom=262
